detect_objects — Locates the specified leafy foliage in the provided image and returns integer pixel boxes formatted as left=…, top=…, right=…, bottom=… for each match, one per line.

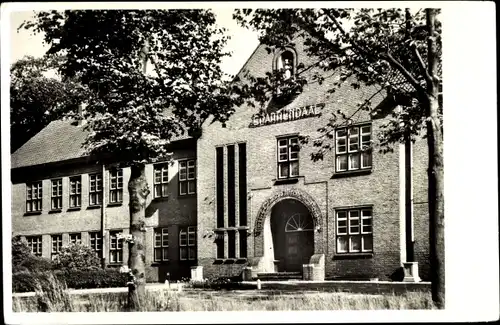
left=53, top=243, right=102, bottom=271
left=12, top=235, right=32, bottom=269
left=10, top=55, right=88, bottom=152
left=12, top=235, right=54, bottom=273
left=22, top=10, right=245, bottom=164
left=233, top=8, right=442, bottom=156
left=12, top=269, right=129, bottom=292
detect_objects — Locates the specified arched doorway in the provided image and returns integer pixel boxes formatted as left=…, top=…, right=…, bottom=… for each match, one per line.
left=271, top=199, right=315, bottom=272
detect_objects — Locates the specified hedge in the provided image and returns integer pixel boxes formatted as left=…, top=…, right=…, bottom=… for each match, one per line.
left=12, top=269, right=129, bottom=293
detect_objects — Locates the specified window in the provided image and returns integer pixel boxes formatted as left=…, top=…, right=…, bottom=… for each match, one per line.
left=277, top=136, right=299, bottom=179
left=277, top=50, right=295, bottom=80
left=215, top=231, right=225, bottom=259
left=153, top=228, right=169, bottom=262
left=179, top=159, right=196, bottom=195
left=89, top=232, right=102, bottom=257
left=26, top=182, right=42, bottom=212
left=89, top=173, right=103, bottom=206
left=109, top=168, right=123, bottom=203
left=51, top=179, right=62, bottom=210
left=216, top=147, right=224, bottom=228
left=335, top=125, right=372, bottom=172
left=69, top=176, right=82, bottom=208
left=109, top=231, right=123, bottom=264
left=51, top=234, right=63, bottom=259
left=179, top=226, right=196, bottom=260
left=26, top=236, right=42, bottom=256
left=70, top=233, right=82, bottom=245
left=239, top=230, right=248, bottom=258
left=336, top=208, right=373, bottom=254
left=153, top=164, right=169, bottom=198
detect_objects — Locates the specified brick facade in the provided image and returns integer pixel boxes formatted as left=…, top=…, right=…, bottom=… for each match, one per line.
left=10, top=35, right=430, bottom=282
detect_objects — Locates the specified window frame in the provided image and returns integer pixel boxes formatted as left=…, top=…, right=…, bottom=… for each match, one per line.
left=179, top=226, right=196, bottom=261
left=51, top=178, right=63, bottom=211
left=335, top=124, right=372, bottom=173
left=109, top=230, right=123, bottom=264
left=89, top=173, right=103, bottom=206
left=26, top=182, right=43, bottom=213
left=89, top=231, right=102, bottom=257
left=153, top=227, right=169, bottom=262
left=153, top=164, right=169, bottom=198
left=69, top=175, right=82, bottom=208
left=178, top=159, right=196, bottom=196
left=109, top=168, right=123, bottom=204
left=69, top=233, right=82, bottom=245
left=277, top=135, right=300, bottom=179
left=51, top=234, right=63, bottom=259
left=26, top=236, right=42, bottom=256
left=335, top=207, right=373, bottom=254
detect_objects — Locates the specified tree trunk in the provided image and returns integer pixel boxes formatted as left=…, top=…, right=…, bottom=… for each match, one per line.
left=426, top=8, right=445, bottom=309
left=127, top=163, right=149, bottom=311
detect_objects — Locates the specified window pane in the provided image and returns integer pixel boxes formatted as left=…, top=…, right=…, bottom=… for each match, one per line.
left=189, top=247, right=196, bottom=260
left=154, top=185, right=161, bottom=198
left=163, top=248, right=169, bottom=260
left=349, top=153, right=360, bottom=170
left=350, top=236, right=361, bottom=252
left=362, top=152, right=372, bottom=168
left=188, top=180, right=196, bottom=194
left=154, top=169, right=161, bottom=183
left=361, top=126, right=371, bottom=134
left=336, top=128, right=347, bottom=137
left=348, top=136, right=359, bottom=152
left=290, top=161, right=299, bottom=177
left=337, top=155, right=348, bottom=171
left=337, top=236, right=348, bottom=253
left=363, top=235, right=373, bottom=251
left=278, top=163, right=289, bottom=178
left=162, top=169, right=168, bottom=183
left=278, top=139, right=287, bottom=146
left=161, top=184, right=168, bottom=196
left=180, top=247, right=188, bottom=260
left=154, top=248, right=161, bottom=261
left=179, top=182, right=187, bottom=195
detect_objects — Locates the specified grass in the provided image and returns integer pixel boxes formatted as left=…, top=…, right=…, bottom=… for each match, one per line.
left=12, top=275, right=435, bottom=312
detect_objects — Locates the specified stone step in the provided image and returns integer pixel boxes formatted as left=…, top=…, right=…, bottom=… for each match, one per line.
left=256, top=272, right=302, bottom=281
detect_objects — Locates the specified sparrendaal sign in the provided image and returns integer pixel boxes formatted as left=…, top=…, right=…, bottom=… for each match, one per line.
left=250, top=103, right=325, bottom=128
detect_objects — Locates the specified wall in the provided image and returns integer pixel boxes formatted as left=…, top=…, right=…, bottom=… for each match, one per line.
left=197, top=35, right=406, bottom=280
left=11, top=142, right=197, bottom=281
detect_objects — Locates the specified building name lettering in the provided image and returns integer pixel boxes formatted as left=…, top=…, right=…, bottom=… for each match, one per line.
left=250, top=103, right=325, bottom=128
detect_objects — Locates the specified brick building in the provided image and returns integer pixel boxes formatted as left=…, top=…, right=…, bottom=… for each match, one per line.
left=10, top=35, right=430, bottom=282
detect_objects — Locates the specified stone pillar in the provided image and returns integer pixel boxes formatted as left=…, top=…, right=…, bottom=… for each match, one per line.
left=191, top=266, right=204, bottom=282
left=403, top=262, right=421, bottom=282
left=303, top=264, right=314, bottom=281
left=242, top=267, right=253, bottom=281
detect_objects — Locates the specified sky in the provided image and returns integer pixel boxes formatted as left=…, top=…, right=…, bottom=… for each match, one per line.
left=8, top=8, right=260, bottom=77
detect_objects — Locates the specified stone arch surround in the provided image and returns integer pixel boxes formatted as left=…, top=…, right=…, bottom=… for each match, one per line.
left=253, top=187, right=324, bottom=257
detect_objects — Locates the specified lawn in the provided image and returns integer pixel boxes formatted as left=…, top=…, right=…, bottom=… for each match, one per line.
left=12, top=272, right=435, bottom=312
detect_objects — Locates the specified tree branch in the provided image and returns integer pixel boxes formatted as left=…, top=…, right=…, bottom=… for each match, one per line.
left=411, top=44, right=433, bottom=86
left=384, top=52, right=426, bottom=96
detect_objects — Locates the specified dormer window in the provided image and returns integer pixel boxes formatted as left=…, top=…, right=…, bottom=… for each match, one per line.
left=276, top=50, right=295, bottom=80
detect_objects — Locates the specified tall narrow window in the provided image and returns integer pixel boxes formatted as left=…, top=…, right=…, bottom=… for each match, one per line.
left=239, top=229, right=248, bottom=258
left=51, top=179, right=62, bottom=210
left=26, top=236, right=42, bottom=256
left=238, top=143, right=247, bottom=226
left=109, top=168, right=123, bottom=203
left=277, top=136, right=299, bottom=179
left=26, top=182, right=42, bottom=212
left=227, top=145, right=236, bottom=227
left=216, top=147, right=224, bottom=228
left=69, top=233, right=82, bottom=245
left=69, top=176, right=82, bottom=208
left=215, top=231, right=225, bottom=259
left=179, top=226, right=196, bottom=260
left=109, top=231, right=123, bottom=264
left=153, top=164, right=169, bottom=198
left=89, top=173, right=103, bottom=206
left=179, top=159, right=196, bottom=195
left=277, top=50, right=295, bottom=80
left=228, top=231, right=236, bottom=259
left=51, top=234, right=63, bottom=260
left=335, top=124, right=372, bottom=172
left=89, top=232, right=102, bottom=257
left=336, top=208, right=373, bottom=253
left=154, top=228, right=169, bottom=262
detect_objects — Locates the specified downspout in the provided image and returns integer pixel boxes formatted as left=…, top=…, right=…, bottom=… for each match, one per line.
left=101, top=163, right=107, bottom=268
left=405, top=132, right=415, bottom=262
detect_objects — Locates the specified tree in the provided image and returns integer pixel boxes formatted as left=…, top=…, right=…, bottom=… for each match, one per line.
left=22, top=9, right=242, bottom=310
left=233, top=8, right=444, bottom=308
left=12, top=235, right=31, bottom=270
left=10, top=55, right=87, bottom=153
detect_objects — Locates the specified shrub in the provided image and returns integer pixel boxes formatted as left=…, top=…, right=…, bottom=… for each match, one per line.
left=189, top=276, right=253, bottom=291
left=12, top=269, right=129, bottom=292
left=18, top=255, right=55, bottom=273
left=12, top=235, right=31, bottom=269
left=53, top=243, right=101, bottom=271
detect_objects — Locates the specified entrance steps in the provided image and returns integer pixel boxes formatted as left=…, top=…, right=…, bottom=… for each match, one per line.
left=256, top=272, right=302, bottom=281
